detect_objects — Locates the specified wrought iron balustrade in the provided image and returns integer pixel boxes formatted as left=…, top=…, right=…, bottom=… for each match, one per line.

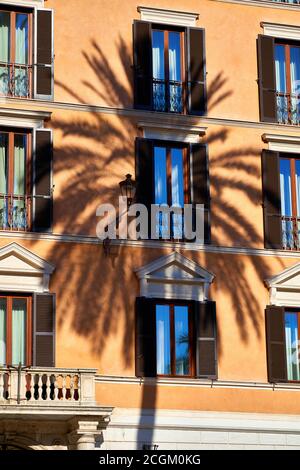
left=153, top=78, right=185, bottom=113
left=282, top=215, right=300, bottom=250
left=0, top=62, right=32, bottom=98
left=276, top=92, right=300, bottom=125
left=0, top=194, right=32, bottom=231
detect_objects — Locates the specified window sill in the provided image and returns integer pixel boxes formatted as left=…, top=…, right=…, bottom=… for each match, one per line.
left=213, top=0, right=300, bottom=11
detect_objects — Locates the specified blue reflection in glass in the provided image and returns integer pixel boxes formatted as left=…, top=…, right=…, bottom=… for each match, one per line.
left=152, top=30, right=165, bottom=111
left=285, top=312, right=300, bottom=381
left=280, top=159, right=292, bottom=216
left=174, top=306, right=189, bottom=375
left=154, top=146, right=168, bottom=238
left=171, top=148, right=184, bottom=239
left=275, top=45, right=287, bottom=123
left=156, top=305, right=171, bottom=375
left=169, top=32, right=182, bottom=112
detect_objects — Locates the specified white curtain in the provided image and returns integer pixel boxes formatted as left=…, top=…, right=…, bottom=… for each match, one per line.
left=0, top=299, right=6, bottom=365
left=0, top=12, right=10, bottom=96
left=275, top=45, right=287, bottom=123
left=171, top=149, right=184, bottom=239
left=13, top=135, right=26, bottom=229
left=0, top=134, right=7, bottom=228
left=156, top=305, right=170, bottom=375
left=290, top=47, right=300, bottom=124
left=168, top=32, right=181, bottom=112
left=14, top=14, right=28, bottom=97
left=152, top=31, right=164, bottom=110
left=12, top=299, right=26, bottom=365
left=285, top=313, right=300, bottom=381
left=154, top=147, right=168, bottom=238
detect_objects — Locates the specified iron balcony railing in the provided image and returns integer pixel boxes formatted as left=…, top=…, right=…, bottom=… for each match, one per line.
left=271, top=0, right=300, bottom=3
left=0, top=62, right=32, bottom=98
left=153, top=78, right=185, bottom=113
left=282, top=216, right=300, bottom=250
left=0, top=194, right=32, bottom=231
left=276, top=92, right=300, bottom=125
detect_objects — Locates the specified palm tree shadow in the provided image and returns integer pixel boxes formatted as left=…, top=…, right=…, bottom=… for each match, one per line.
left=30, top=37, right=284, bottom=449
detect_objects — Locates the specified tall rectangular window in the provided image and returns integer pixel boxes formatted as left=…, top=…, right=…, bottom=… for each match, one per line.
left=153, top=143, right=189, bottom=239
left=279, top=156, right=300, bottom=249
left=0, top=128, right=32, bottom=231
left=0, top=294, right=31, bottom=366
left=285, top=311, right=300, bottom=381
left=0, top=8, right=32, bottom=98
left=152, top=28, right=184, bottom=113
left=156, top=303, right=192, bottom=377
left=275, top=42, right=300, bottom=125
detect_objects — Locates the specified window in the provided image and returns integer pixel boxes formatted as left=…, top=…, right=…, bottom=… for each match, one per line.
left=275, top=42, right=300, bottom=125
left=0, top=294, right=32, bottom=366
left=0, top=128, right=32, bottom=231
left=135, top=296, right=217, bottom=379
left=0, top=7, right=53, bottom=100
left=152, top=27, right=184, bottom=113
left=285, top=311, right=300, bottom=381
left=154, top=143, right=189, bottom=239
left=134, top=21, right=206, bottom=115
left=279, top=156, right=300, bottom=249
left=0, top=7, right=32, bottom=98
left=135, top=138, right=211, bottom=242
left=156, top=302, right=193, bottom=376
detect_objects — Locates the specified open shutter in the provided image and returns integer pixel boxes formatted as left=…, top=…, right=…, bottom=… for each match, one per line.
left=33, top=129, right=53, bottom=233
left=265, top=306, right=287, bottom=383
left=261, top=150, right=282, bottom=249
left=135, top=138, right=153, bottom=239
left=34, top=9, right=54, bottom=100
left=186, top=28, right=206, bottom=115
left=194, top=301, right=217, bottom=378
left=190, top=143, right=210, bottom=243
left=135, top=297, right=157, bottom=377
left=257, top=35, right=277, bottom=122
left=133, top=21, right=152, bottom=110
left=33, top=293, right=55, bottom=367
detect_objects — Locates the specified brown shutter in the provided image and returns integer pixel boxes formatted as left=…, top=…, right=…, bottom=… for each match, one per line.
left=35, top=9, right=54, bottom=100
left=33, top=129, right=53, bottom=233
left=261, top=150, right=282, bottom=249
left=190, top=144, right=210, bottom=243
left=135, top=138, right=153, bottom=238
left=257, top=35, right=277, bottom=122
left=186, top=28, right=206, bottom=115
left=133, top=21, right=152, bottom=110
left=33, top=293, right=56, bottom=367
left=194, top=301, right=217, bottom=378
left=265, top=306, right=287, bottom=383
left=135, top=297, right=157, bottom=377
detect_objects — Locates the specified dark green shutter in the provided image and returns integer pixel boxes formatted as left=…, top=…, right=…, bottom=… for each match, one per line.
left=261, top=150, right=282, bottom=249
left=265, top=306, right=287, bottom=383
left=257, top=35, right=277, bottom=122
left=135, top=297, right=157, bottom=377
left=35, top=10, right=54, bottom=100
left=33, top=130, right=53, bottom=233
left=190, top=143, right=210, bottom=243
left=33, top=293, right=56, bottom=367
left=133, top=21, right=152, bottom=110
left=186, top=28, right=206, bottom=115
left=194, top=301, right=217, bottom=378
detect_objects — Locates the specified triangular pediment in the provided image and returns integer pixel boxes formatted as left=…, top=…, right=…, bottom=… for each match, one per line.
left=265, top=262, right=300, bottom=289
left=0, top=242, right=55, bottom=274
left=135, top=251, right=214, bottom=283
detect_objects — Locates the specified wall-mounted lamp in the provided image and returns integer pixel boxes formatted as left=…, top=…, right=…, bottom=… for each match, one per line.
left=119, top=174, right=136, bottom=207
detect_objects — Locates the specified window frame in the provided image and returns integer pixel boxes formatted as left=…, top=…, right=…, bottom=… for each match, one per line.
left=284, top=307, right=300, bottom=383
left=0, top=5, right=33, bottom=98
left=279, top=153, right=300, bottom=249
left=0, top=126, right=32, bottom=231
left=155, top=299, right=195, bottom=378
left=151, top=23, right=186, bottom=114
left=0, top=292, right=32, bottom=366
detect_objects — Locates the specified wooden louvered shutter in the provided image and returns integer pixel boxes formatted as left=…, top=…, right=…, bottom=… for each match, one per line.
left=186, top=28, right=206, bottom=115
left=265, top=306, right=287, bottom=383
left=135, top=297, right=156, bottom=377
left=190, top=143, right=210, bottom=243
left=133, top=21, right=152, bottom=110
left=33, top=293, right=55, bottom=367
left=34, top=9, right=54, bottom=100
left=194, top=301, right=217, bottom=378
left=257, top=35, right=277, bottom=122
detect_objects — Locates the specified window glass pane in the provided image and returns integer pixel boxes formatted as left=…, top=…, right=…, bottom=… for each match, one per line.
left=174, top=305, right=190, bottom=375
left=0, top=12, right=10, bottom=95
left=14, top=14, right=29, bottom=97
left=152, top=30, right=164, bottom=80
left=0, top=298, right=6, bottom=365
left=13, top=134, right=27, bottom=229
left=154, top=146, right=168, bottom=238
left=169, top=32, right=182, bottom=112
left=275, top=45, right=287, bottom=93
left=280, top=159, right=292, bottom=216
left=285, top=312, right=300, bottom=381
left=156, top=304, right=171, bottom=375
left=12, top=298, right=27, bottom=365
left=0, top=133, right=8, bottom=229
left=171, top=148, right=184, bottom=239
left=295, top=160, right=300, bottom=217
left=290, top=47, right=300, bottom=124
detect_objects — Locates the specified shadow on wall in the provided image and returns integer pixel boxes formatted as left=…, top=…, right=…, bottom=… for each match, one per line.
left=29, top=37, right=282, bottom=448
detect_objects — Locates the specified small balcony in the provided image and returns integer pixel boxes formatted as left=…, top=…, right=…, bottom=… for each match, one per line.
left=153, top=78, right=185, bottom=113
left=282, top=216, right=300, bottom=250
left=0, top=194, right=32, bottom=232
left=276, top=92, right=300, bottom=125
left=0, top=367, right=97, bottom=407
left=0, top=62, right=32, bottom=99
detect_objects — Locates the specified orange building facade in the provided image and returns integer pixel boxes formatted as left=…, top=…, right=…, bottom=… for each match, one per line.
left=0, top=0, right=300, bottom=450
